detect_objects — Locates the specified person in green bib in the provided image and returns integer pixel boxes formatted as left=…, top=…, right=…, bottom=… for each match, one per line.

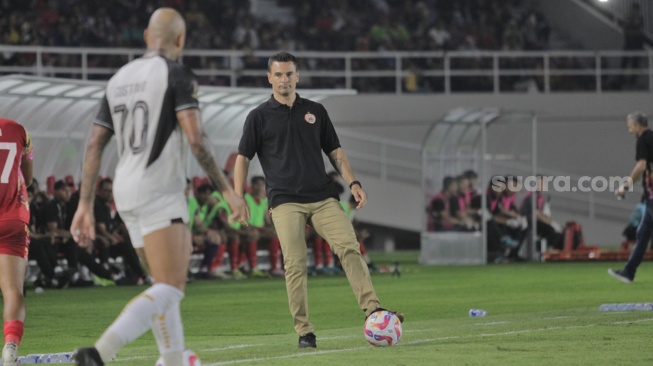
left=211, top=189, right=248, bottom=280
left=244, top=176, right=283, bottom=277
left=192, top=184, right=228, bottom=279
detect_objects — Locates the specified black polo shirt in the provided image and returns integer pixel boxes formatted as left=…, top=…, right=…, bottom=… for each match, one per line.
left=238, top=94, right=341, bottom=208
left=636, top=129, right=653, bottom=197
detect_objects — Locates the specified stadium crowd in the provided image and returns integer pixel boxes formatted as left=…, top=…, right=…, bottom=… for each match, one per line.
left=25, top=171, right=378, bottom=289
left=0, top=0, right=550, bottom=51
left=0, top=0, right=560, bottom=92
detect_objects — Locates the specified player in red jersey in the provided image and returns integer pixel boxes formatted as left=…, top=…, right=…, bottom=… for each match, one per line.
left=0, top=118, right=33, bottom=366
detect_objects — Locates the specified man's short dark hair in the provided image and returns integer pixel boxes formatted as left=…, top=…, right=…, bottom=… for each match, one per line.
left=442, top=176, right=455, bottom=191
left=628, top=112, right=648, bottom=127
left=268, top=52, right=297, bottom=71
left=251, top=176, right=265, bottom=185
left=463, top=170, right=478, bottom=180
left=99, top=177, right=112, bottom=189
left=54, top=180, right=66, bottom=191
left=197, top=184, right=214, bottom=194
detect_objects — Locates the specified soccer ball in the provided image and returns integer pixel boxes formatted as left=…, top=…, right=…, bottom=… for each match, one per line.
left=155, top=349, right=201, bottom=366
left=364, top=310, right=402, bottom=347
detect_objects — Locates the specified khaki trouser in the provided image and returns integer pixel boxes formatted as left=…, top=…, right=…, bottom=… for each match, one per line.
left=270, top=198, right=381, bottom=336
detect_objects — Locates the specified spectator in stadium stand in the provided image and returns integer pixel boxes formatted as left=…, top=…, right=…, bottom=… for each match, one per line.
left=233, top=51, right=403, bottom=349
left=620, top=2, right=645, bottom=85
left=1, top=0, right=555, bottom=93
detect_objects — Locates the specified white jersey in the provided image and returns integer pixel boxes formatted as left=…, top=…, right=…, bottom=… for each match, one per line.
left=94, top=55, right=199, bottom=211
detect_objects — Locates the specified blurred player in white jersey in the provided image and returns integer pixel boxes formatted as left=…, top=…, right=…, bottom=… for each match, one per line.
left=70, top=8, right=248, bottom=366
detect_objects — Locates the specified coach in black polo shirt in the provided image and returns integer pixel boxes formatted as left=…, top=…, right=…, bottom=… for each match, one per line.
left=234, top=52, right=402, bottom=349
left=610, top=112, right=653, bottom=284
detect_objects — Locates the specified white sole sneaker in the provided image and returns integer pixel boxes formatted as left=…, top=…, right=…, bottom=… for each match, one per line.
left=608, top=268, right=633, bottom=284
left=2, top=342, right=18, bottom=366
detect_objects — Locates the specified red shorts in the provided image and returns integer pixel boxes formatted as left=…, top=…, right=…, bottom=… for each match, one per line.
left=0, top=220, right=30, bottom=258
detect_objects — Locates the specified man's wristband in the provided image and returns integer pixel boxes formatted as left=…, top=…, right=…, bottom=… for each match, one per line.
left=349, top=180, right=362, bottom=189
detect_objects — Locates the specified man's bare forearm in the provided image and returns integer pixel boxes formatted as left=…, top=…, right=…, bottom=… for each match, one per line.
left=80, top=127, right=112, bottom=204
left=329, top=154, right=343, bottom=175
left=189, top=135, right=231, bottom=193
left=234, top=155, right=250, bottom=197
left=328, top=147, right=357, bottom=185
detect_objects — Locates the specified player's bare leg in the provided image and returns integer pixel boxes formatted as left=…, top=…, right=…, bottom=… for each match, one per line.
left=142, top=223, right=191, bottom=365
left=75, top=224, right=191, bottom=366
left=0, top=254, right=27, bottom=366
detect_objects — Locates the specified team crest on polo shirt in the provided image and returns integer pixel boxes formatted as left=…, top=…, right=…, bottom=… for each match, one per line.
left=304, top=112, right=316, bottom=124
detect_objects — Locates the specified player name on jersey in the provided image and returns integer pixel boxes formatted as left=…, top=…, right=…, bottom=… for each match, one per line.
left=113, top=81, right=148, bottom=99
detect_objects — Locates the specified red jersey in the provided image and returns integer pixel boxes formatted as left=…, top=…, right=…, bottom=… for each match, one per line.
left=0, top=119, right=32, bottom=224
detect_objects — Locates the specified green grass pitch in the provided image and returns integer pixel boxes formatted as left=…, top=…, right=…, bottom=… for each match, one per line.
left=15, top=251, right=653, bottom=365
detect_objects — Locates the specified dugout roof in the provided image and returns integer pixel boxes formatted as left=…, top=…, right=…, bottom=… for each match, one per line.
left=0, top=75, right=355, bottom=182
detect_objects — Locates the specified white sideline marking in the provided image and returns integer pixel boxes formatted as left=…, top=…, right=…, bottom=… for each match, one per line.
left=543, top=316, right=572, bottom=319
left=320, top=335, right=357, bottom=340
left=206, top=346, right=368, bottom=365
left=612, top=318, right=653, bottom=325
left=475, top=321, right=509, bottom=326
left=200, top=344, right=265, bottom=352
left=203, top=318, right=653, bottom=366
left=112, top=344, right=263, bottom=363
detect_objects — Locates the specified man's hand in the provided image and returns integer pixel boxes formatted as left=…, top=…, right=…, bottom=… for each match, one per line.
left=615, top=184, right=627, bottom=200
left=225, top=193, right=250, bottom=226
left=70, top=202, right=96, bottom=248
left=351, top=185, right=367, bottom=209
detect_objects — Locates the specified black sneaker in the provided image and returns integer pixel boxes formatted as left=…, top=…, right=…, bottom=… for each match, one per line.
left=367, top=308, right=404, bottom=323
left=608, top=268, right=633, bottom=284
left=73, top=347, right=104, bottom=366
left=298, top=332, right=317, bottom=349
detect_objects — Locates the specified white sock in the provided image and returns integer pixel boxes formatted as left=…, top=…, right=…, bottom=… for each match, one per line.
left=152, top=301, right=185, bottom=365
left=161, top=350, right=184, bottom=366
left=94, top=283, right=184, bottom=363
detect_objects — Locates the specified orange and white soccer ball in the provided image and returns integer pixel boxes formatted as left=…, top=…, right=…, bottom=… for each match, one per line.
left=155, top=349, right=201, bottom=366
left=364, top=310, right=402, bottom=347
